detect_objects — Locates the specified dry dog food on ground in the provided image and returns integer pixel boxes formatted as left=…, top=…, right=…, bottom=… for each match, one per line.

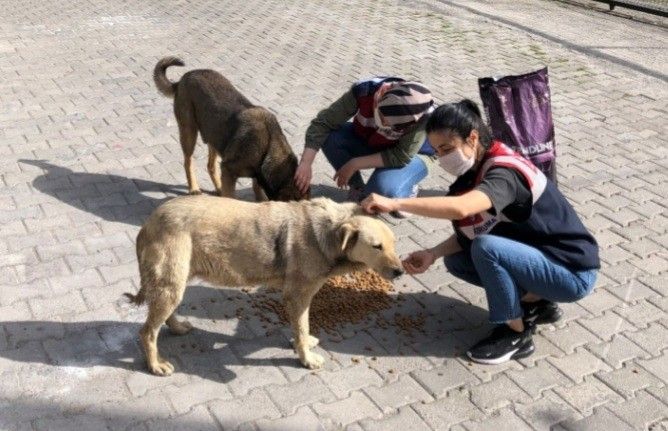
left=250, top=270, right=431, bottom=338
left=252, top=270, right=405, bottom=335
left=393, top=313, right=427, bottom=335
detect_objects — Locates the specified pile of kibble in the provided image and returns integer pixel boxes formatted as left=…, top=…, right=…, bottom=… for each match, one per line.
left=251, top=270, right=400, bottom=335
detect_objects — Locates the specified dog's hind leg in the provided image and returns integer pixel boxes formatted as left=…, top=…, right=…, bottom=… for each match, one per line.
left=140, top=291, right=183, bottom=376
left=175, top=102, right=201, bottom=195
left=284, top=282, right=324, bottom=369
left=139, top=236, right=191, bottom=376
left=206, top=144, right=223, bottom=196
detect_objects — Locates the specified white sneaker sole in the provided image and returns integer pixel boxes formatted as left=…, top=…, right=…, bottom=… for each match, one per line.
left=466, top=343, right=535, bottom=365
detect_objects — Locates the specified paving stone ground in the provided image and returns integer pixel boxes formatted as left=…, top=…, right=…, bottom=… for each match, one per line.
left=1, top=0, right=667, bottom=429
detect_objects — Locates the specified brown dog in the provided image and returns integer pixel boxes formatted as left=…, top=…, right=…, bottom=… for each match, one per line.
left=125, top=195, right=403, bottom=375
left=154, top=57, right=307, bottom=201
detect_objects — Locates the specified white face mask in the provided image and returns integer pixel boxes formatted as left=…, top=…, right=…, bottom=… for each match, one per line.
left=438, top=147, right=475, bottom=177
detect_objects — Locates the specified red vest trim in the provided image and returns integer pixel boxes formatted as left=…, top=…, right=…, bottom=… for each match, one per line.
left=454, top=141, right=548, bottom=239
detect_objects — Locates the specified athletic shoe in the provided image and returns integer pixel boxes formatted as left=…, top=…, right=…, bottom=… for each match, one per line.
left=521, top=299, right=563, bottom=325
left=466, top=324, right=534, bottom=365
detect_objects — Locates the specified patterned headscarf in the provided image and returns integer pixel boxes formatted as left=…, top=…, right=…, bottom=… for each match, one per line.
left=374, top=81, right=434, bottom=130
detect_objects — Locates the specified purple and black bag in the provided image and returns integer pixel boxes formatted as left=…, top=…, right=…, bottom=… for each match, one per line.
left=478, top=67, right=557, bottom=183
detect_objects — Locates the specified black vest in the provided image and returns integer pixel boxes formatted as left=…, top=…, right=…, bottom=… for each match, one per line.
left=449, top=142, right=600, bottom=271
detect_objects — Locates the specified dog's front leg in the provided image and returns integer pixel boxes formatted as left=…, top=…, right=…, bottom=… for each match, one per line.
left=219, top=167, right=237, bottom=198
left=252, top=179, right=269, bottom=202
left=284, top=285, right=323, bottom=369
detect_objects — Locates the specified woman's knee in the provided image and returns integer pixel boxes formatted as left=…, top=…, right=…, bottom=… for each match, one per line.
left=570, top=269, right=598, bottom=302
left=322, top=124, right=353, bottom=151
left=443, top=252, right=482, bottom=286
left=366, top=173, right=402, bottom=197
left=443, top=254, right=468, bottom=280
left=367, top=169, right=422, bottom=198
left=470, top=235, right=502, bottom=261
left=558, top=288, right=590, bottom=303
left=321, top=131, right=343, bottom=158
left=443, top=254, right=460, bottom=274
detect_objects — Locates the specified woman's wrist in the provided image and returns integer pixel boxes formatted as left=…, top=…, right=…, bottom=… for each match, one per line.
left=350, top=157, right=364, bottom=170
left=428, top=245, right=443, bottom=260
left=300, top=148, right=317, bottom=165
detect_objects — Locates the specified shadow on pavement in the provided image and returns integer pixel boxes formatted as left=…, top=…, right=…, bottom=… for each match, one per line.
left=18, top=160, right=353, bottom=227
left=0, top=395, right=238, bottom=431
left=1, top=285, right=489, bottom=382
left=19, top=159, right=191, bottom=226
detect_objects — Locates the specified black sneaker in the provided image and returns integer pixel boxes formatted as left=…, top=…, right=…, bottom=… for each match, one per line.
left=466, top=325, right=534, bottom=365
left=521, top=299, right=563, bottom=325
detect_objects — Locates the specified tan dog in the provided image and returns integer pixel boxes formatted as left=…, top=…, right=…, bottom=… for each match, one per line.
left=154, top=57, right=307, bottom=201
left=125, top=195, right=403, bottom=375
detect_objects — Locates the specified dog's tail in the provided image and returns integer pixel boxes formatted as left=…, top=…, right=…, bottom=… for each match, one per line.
left=153, top=56, right=184, bottom=98
left=124, top=227, right=150, bottom=306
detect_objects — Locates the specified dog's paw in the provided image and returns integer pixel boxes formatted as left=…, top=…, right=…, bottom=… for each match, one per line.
left=149, top=359, right=175, bottom=376
left=188, top=189, right=203, bottom=196
left=168, top=320, right=193, bottom=335
left=301, top=352, right=325, bottom=370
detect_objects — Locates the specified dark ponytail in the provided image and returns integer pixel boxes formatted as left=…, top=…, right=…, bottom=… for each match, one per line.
left=426, top=99, right=493, bottom=149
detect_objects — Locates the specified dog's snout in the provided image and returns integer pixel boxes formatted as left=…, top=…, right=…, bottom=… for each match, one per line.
left=392, top=268, right=404, bottom=278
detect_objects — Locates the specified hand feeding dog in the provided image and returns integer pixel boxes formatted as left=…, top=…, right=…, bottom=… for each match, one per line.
left=125, top=195, right=403, bottom=375
left=154, top=57, right=308, bottom=201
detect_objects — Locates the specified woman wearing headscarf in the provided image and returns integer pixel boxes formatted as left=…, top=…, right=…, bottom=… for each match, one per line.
left=294, top=77, right=436, bottom=215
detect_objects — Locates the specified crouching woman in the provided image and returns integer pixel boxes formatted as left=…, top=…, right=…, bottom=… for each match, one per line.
left=361, top=99, right=600, bottom=364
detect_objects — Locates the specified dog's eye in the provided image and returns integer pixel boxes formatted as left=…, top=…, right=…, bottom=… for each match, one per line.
left=373, top=244, right=383, bottom=250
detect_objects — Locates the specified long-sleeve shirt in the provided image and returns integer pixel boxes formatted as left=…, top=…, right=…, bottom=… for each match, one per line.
left=304, top=90, right=436, bottom=169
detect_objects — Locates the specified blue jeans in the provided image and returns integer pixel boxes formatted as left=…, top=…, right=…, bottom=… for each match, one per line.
left=444, top=234, right=597, bottom=323
left=321, top=122, right=430, bottom=198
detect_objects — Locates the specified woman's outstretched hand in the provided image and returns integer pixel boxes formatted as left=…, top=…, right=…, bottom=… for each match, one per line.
left=402, top=249, right=436, bottom=274
left=360, top=193, right=398, bottom=214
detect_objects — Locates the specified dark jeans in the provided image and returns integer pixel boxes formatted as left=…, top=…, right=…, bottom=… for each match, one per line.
left=321, top=122, right=429, bottom=198
left=444, top=234, right=597, bottom=323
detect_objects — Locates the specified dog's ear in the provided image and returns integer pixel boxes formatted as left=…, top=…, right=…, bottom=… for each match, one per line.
left=339, top=222, right=359, bottom=251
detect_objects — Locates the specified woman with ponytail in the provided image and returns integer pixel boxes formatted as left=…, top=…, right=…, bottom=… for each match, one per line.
left=361, top=99, right=599, bottom=364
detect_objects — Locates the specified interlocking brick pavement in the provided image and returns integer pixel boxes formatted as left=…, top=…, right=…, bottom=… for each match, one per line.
left=1, top=0, right=666, bottom=429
